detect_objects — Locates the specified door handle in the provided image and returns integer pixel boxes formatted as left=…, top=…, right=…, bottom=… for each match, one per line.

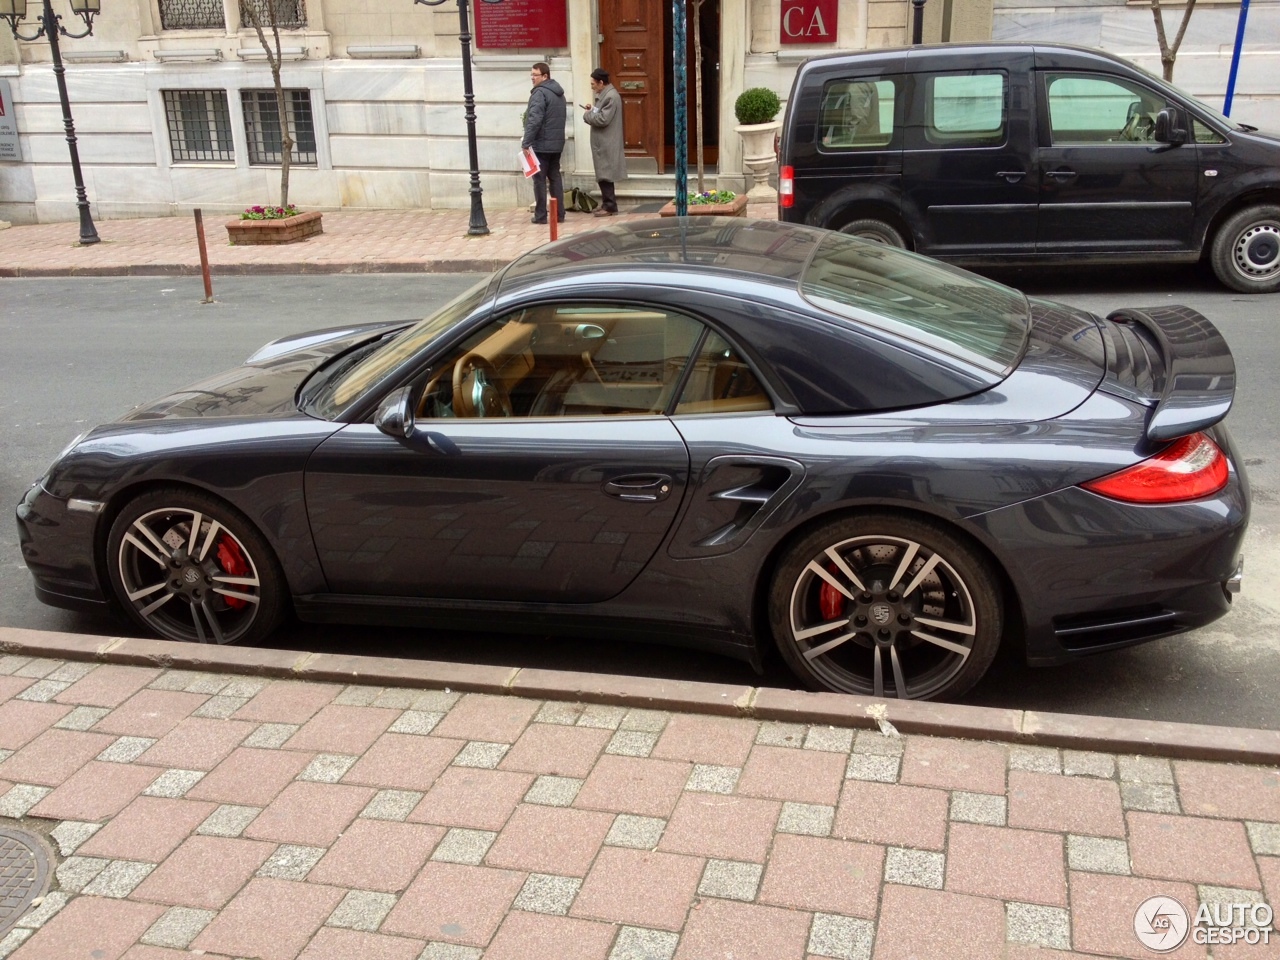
left=995, top=170, right=1026, bottom=183
left=603, top=474, right=674, bottom=502
left=1045, top=169, right=1078, bottom=181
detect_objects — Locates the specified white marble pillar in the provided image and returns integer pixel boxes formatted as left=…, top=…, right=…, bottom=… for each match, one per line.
left=719, top=0, right=748, bottom=193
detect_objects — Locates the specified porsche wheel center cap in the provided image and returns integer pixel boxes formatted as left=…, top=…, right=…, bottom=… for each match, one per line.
left=870, top=603, right=894, bottom=625
left=183, top=568, right=201, bottom=585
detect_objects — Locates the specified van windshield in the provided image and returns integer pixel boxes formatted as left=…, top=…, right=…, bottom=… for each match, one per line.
left=799, top=233, right=1028, bottom=376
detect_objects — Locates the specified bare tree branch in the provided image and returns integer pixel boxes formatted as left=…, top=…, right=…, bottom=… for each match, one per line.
left=241, top=0, right=295, bottom=209
left=1151, top=0, right=1198, bottom=81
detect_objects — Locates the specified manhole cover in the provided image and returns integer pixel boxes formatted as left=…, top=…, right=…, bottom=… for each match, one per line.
left=0, top=827, right=51, bottom=937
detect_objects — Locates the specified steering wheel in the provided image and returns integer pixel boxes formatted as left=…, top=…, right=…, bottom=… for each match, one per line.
left=452, top=352, right=513, bottom=418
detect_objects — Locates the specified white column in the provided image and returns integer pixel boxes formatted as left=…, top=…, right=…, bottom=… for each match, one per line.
left=718, top=0, right=747, bottom=192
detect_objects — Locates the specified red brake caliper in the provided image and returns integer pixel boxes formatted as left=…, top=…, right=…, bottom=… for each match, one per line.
left=819, top=563, right=845, bottom=621
left=215, top=536, right=250, bottom=610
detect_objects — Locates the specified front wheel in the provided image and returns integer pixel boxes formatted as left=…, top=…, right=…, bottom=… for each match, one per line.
left=106, top=487, right=287, bottom=645
left=1211, top=205, right=1280, bottom=293
left=768, top=514, right=1002, bottom=701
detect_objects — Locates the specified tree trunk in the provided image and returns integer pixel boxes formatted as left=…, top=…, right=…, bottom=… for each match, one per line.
left=1150, top=0, right=1199, bottom=82
left=242, top=1, right=295, bottom=209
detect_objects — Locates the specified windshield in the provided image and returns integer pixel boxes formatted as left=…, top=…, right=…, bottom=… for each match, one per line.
left=306, top=278, right=492, bottom=420
left=800, top=233, right=1028, bottom=376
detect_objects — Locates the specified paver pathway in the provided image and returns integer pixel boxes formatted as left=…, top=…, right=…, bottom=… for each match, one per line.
left=1, top=654, right=1278, bottom=959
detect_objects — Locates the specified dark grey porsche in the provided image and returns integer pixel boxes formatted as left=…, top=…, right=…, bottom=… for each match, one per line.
left=17, top=219, right=1248, bottom=701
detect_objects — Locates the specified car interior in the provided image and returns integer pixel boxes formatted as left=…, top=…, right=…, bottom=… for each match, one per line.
left=415, top=304, right=773, bottom=419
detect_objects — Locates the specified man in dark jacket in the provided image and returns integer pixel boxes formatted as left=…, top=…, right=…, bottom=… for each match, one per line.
left=522, top=62, right=566, bottom=224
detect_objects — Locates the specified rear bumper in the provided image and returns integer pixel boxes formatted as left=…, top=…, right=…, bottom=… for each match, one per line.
left=971, top=455, right=1248, bottom=667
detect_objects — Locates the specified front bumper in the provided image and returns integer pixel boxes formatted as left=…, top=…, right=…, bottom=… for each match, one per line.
left=16, top=482, right=110, bottom=611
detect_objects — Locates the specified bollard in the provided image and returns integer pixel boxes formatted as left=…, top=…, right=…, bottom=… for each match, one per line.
left=193, top=209, right=214, bottom=303
left=549, top=197, right=559, bottom=241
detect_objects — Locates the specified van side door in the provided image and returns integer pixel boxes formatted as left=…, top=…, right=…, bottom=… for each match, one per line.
left=900, top=49, right=1038, bottom=258
left=1035, top=69, right=1199, bottom=255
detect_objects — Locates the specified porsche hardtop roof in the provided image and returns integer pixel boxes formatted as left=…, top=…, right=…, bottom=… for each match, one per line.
left=496, top=218, right=824, bottom=294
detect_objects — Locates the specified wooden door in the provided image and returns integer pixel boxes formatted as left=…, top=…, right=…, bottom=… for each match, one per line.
left=599, top=0, right=664, bottom=171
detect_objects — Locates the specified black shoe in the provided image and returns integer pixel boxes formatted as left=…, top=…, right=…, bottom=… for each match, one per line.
left=531, top=216, right=547, bottom=224
left=557, top=217, right=566, bottom=223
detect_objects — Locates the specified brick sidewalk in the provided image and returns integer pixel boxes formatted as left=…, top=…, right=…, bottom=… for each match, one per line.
left=0, top=205, right=779, bottom=277
left=2, top=654, right=1278, bottom=960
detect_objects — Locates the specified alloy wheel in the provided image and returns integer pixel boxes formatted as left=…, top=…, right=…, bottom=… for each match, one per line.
left=787, top=533, right=980, bottom=699
left=115, top=506, right=263, bottom=644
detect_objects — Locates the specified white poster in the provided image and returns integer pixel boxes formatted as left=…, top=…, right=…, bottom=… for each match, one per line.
left=0, top=79, right=19, bottom=161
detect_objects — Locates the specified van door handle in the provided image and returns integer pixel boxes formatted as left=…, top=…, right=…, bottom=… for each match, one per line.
left=996, top=170, right=1026, bottom=183
left=603, top=474, right=674, bottom=502
left=1045, top=169, right=1078, bottom=181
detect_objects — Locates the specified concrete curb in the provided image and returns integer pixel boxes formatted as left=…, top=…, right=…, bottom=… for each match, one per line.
left=3, top=626, right=1278, bottom=765
left=0, top=260, right=508, bottom=278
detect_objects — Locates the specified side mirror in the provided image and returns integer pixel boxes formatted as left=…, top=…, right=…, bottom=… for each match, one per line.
left=1154, top=108, right=1187, bottom=145
left=374, top=385, right=415, bottom=439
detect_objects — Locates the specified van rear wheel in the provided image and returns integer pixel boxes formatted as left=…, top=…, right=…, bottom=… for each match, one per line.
left=1211, top=205, right=1280, bottom=293
left=839, top=218, right=907, bottom=248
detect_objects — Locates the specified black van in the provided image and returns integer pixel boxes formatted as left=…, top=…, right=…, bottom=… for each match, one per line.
left=778, top=43, right=1280, bottom=292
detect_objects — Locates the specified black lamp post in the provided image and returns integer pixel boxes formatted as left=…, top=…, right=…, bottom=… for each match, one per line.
left=414, top=0, right=501, bottom=236
left=911, top=0, right=927, bottom=44
left=1, top=0, right=101, bottom=244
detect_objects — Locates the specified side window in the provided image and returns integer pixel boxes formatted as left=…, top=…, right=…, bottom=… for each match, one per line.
left=924, top=72, right=1006, bottom=145
left=674, top=331, right=772, bottom=415
left=1193, top=118, right=1226, bottom=144
left=1045, top=74, right=1167, bottom=144
left=819, top=78, right=898, bottom=149
left=418, top=305, right=703, bottom=419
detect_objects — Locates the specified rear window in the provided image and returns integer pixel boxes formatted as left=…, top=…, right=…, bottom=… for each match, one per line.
left=819, top=78, right=898, bottom=149
left=799, top=232, right=1028, bottom=376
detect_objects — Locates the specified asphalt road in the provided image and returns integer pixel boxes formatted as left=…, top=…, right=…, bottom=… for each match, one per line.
left=3, top=265, right=1278, bottom=728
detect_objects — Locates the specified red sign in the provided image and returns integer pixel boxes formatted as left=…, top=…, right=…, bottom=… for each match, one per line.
left=780, top=0, right=837, bottom=43
left=475, top=0, right=567, bottom=49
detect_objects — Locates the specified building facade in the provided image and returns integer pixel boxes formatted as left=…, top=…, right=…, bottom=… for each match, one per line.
left=0, top=0, right=1273, bottom=225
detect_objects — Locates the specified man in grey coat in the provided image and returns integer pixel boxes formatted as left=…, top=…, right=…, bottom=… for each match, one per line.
left=581, top=68, right=626, bottom=217
left=523, top=61, right=566, bottom=224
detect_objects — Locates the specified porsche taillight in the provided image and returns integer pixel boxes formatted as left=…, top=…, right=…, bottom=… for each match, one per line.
left=1081, top=432, right=1229, bottom=504
left=779, top=166, right=794, bottom=209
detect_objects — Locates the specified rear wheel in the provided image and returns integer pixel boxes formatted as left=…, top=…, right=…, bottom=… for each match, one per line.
left=769, top=514, right=1002, bottom=701
left=1211, top=205, right=1280, bottom=293
left=838, top=218, right=907, bottom=248
left=106, top=487, right=287, bottom=645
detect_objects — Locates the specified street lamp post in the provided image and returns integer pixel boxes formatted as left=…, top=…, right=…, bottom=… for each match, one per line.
left=0, top=0, right=101, bottom=244
left=414, top=0, right=501, bottom=237
left=911, top=0, right=927, bottom=44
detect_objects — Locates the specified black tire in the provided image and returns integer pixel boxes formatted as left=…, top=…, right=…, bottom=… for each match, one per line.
left=106, top=487, right=287, bottom=645
left=1210, top=205, right=1280, bottom=293
left=838, top=218, right=907, bottom=248
left=768, top=514, right=1002, bottom=701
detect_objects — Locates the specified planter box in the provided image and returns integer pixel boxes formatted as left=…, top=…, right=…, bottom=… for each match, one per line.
left=226, top=211, right=323, bottom=245
left=658, top=194, right=748, bottom=218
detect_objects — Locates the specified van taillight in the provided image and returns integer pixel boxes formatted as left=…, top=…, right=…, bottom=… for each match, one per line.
left=779, top=166, right=794, bottom=208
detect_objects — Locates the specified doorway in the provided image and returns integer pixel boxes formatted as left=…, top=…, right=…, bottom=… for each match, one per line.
left=598, top=0, right=720, bottom=174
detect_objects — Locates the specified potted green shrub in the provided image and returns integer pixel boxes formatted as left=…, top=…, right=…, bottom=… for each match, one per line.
left=733, top=87, right=782, bottom=204
left=658, top=189, right=747, bottom=218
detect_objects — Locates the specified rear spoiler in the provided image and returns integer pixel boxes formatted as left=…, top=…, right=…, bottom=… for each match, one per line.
left=1105, top=306, right=1235, bottom=443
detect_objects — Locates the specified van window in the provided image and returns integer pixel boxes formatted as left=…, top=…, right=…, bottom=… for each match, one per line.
left=1046, top=74, right=1166, bottom=144
left=1193, top=119, right=1226, bottom=144
left=819, top=78, right=898, bottom=149
left=925, top=72, right=1006, bottom=145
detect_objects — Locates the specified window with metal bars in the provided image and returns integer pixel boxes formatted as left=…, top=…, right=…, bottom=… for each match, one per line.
left=158, top=0, right=225, bottom=30
left=241, top=89, right=318, bottom=165
left=240, top=0, right=307, bottom=29
left=163, top=90, right=235, bottom=162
